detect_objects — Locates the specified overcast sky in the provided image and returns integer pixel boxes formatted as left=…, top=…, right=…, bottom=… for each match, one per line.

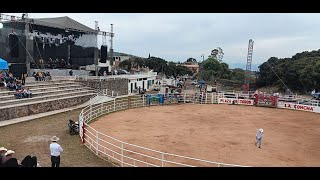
left=5, top=13, right=320, bottom=68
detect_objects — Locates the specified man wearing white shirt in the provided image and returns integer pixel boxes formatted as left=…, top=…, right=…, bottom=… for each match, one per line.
left=50, top=136, right=63, bottom=167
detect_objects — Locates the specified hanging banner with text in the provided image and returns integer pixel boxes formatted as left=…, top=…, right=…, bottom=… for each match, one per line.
left=277, top=101, right=320, bottom=113
left=218, top=98, right=254, bottom=106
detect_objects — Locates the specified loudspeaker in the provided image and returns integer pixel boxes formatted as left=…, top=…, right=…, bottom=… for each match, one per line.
left=9, top=34, right=19, bottom=57
left=9, top=64, right=27, bottom=78
left=100, top=45, right=107, bottom=63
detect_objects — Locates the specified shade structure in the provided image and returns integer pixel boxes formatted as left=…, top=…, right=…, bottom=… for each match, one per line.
left=0, top=58, right=9, bottom=70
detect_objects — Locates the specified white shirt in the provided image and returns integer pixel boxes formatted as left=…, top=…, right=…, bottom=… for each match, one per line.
left=50, top=142, right=63, bottom=157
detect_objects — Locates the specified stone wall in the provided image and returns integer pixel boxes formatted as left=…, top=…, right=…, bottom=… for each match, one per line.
left=78, top=78, right=128, bottom=96
left=0, top=95, right=92, bottom=121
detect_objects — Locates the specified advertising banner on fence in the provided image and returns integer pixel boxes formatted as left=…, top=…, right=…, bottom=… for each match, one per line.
left=277, top=101, right=320, bottom=113
left=218, top=98, right=254, bottom=106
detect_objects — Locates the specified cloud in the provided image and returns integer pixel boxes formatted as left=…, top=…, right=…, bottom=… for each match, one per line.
left=4, top=13, right=320, bottom=67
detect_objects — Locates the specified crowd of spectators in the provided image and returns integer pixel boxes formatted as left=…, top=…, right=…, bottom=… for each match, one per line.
left=0, top=147, right=40, bottom=167
left=0, top=71, right=33, bottom=99
left=32, top=71, right=51, bottom=81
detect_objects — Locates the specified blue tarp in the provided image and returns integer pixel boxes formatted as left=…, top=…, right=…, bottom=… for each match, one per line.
left=0, top=58, right=8, bottom=70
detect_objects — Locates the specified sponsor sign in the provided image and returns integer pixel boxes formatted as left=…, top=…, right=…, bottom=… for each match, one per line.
left=277, top=102, right=320, bottom=113
left=218, top=98, right=254, bottom=106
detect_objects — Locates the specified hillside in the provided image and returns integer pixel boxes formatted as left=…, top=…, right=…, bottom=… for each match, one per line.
left=256, top=50, right=320, bottom=93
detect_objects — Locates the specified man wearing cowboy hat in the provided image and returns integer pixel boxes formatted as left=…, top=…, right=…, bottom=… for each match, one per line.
left=2, top=150, right=19, bottom=167
left=0, top=147, right=7, bottom=166
left=256, top=128, right=264, bottom=148
left=50, top=136, right=63, bottom=167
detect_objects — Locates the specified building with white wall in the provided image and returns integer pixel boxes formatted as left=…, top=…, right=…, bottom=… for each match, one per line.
left=127, top=74, right=157, bottom=94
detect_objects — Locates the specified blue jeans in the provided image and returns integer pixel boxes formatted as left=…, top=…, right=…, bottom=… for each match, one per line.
left=256, top=138, right=262, bottom=147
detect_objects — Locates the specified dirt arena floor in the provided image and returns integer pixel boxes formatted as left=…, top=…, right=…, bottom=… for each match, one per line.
left=0, top=109, right=112, bottom=167
left=90, top=104, right=320, bottom=167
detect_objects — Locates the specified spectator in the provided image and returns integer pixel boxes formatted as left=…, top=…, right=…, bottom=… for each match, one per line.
left=26, top=88, right=32, bottom=98
left=36, top=71, right=41, bottom=81
left=69, top=70, right=73, bottom=76
left=32, top=72, right=37, bottom=81
left=21, top=155, right=33, bottom=167
left=16, top=81, right=22, bottom=90
left=46, top=72, right=52, bottom=81
left=50, top=136, right=63, bottom=167
left=42, top=72, right=46, bottom=81
left=21, top=73, right=27, bottom=85
left=31, top=156, right=41, bottom=167
left=14, top=89, right=24, bottom=99
left=2, top=150, right=19, bottom=167
left=0, top=147, right=7, bottom=166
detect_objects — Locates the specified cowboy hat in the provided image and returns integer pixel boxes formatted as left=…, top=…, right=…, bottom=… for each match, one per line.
left=0, top=147, right=7, bottom=151
left=50, top=136, right=60, bottom=142
left=5, top=150, right=15, bottom=156
left=259, top=128, right=264, bottom=133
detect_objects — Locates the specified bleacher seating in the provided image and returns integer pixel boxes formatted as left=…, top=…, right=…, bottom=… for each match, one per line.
left=0, top=79, right=96, bottom=121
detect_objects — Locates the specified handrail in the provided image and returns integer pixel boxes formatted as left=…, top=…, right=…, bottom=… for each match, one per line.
left=79, top=91, right=319, bottom=167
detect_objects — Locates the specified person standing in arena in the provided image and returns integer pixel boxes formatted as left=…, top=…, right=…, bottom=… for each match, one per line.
left=50, top=136, right=63, bottom=167
left=256, top=128, right=264, bottom=149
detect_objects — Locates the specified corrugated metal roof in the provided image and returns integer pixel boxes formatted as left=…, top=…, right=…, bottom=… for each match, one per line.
left=32, top=16, right=96, bottom=33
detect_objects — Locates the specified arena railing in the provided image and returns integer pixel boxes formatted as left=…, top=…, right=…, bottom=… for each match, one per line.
left=79, top=94, right=250, bottom=167
left=79, top=92, right=320, bottom=167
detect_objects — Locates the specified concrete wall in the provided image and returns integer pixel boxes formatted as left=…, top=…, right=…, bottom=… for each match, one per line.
left=78, top=78, right=128, bottom=96
left=128, top=77, right=156, bottom=94
left=0, top=95, right=92, bottom=121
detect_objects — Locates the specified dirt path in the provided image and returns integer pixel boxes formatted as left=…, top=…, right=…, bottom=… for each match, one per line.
left=0, top=109, right=112, bottom=167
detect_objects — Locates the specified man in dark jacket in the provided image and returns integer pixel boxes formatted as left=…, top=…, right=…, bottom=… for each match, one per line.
left=2, top=150, right=20, bottom=167
left=0, top=147, right=7, bottom=166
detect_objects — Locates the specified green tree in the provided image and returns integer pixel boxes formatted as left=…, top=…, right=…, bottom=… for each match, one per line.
left=256, top=50, right=320, bottom=93
left=231, top=68, right=245, bottom=82
left=119, top=60, right=132, bottom=71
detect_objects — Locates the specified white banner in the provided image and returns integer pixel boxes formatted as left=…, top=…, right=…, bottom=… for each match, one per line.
left=218, top=98, right=254, bottom=106
left=277, top=101, right=320, bottom=113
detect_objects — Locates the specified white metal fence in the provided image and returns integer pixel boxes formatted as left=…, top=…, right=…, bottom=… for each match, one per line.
left=79, top=94, right=251, bottom=167
left=79, top=92, right=320, bottom=167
